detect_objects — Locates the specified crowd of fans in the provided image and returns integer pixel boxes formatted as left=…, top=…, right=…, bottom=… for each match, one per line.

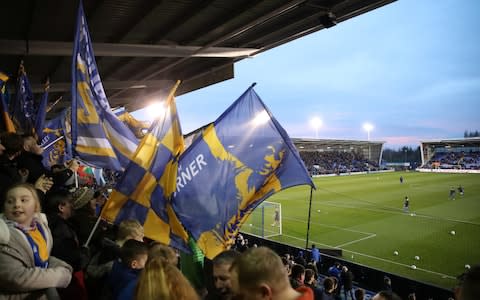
left=299, top=151, right=380, bottom=175
left=422, top=151, right=480, bottom=170
left=1, top=131, right=479, bottom=300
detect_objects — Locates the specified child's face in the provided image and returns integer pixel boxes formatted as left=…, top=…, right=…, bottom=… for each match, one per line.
left=4, top=187, right=38, bottom=227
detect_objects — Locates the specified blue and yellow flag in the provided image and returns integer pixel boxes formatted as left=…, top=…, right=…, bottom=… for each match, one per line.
left=34, top=83, right=49, bottom=141
left=113, top=107, right=151, bottom=138
left=71, top=1, right=138, bottom=171
left=11, top=64, right=35, bottom=133
left=173, top=85, right=315, bottom=258
left=101, top=81, right=189, bottom=251
left=0, top=72, right=16, bottom=133
left=41, top=109, right=71, bottom=168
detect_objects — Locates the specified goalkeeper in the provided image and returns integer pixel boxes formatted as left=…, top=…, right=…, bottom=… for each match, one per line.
left=271, top=208, right=280, bottom=227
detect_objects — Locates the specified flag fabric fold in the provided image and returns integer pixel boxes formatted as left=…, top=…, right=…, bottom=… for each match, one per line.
left=101, top=81, right=190, bottom=252
left=41, top=109, right=72, bottom=168
left=71, top=1, right=138, bottom=171
left=34, top=83, right=49, bottom=140
left=11, top=64, right=35, bottom=133
left=0, top=72, right=16, bottom=133
left=173, top=85, right=315, bottom=258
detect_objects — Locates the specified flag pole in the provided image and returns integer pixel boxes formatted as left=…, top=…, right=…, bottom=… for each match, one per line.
left=84, top=215, right=102, bottom=248
left=305, top=187, right=313, bottom=249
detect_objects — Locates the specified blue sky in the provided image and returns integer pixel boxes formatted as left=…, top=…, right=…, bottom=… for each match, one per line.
left=133, top=0, right=480, bottom=149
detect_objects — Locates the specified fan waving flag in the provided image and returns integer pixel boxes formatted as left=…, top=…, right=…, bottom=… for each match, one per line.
left=173, top=84, right=315, bottom=259
left=101, top=81, right=189, bottom=251
left=71, top=1, right=138, bottom=171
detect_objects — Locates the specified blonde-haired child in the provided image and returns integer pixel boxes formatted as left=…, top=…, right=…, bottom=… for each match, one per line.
left=0, top=183, right=72, bottom=299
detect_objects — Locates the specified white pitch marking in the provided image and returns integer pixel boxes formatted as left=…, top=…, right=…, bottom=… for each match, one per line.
left=335, top=233, right=377, bottom=248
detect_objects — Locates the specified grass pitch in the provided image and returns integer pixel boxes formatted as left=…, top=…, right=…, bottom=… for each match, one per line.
left=243, top=171, right=480, bottom=289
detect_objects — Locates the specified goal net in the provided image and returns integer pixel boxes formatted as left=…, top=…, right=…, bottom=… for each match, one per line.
left=241, top=201, right=282, bottom=238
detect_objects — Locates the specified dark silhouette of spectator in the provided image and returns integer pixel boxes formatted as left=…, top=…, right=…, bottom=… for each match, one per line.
left=355, top=288, right=365, bottom=300
left=455, top=264, right=480, bottom=300
left=372, top=290, right=402, bottom=300
left=341, top=265, right=354, bottom=300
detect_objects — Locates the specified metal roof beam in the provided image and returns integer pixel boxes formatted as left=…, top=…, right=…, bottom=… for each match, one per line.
left=0, top=40, right=258, bottom=58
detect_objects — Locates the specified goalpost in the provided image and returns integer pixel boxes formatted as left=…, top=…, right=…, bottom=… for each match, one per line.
left=241, top=201, right=282, bottom=238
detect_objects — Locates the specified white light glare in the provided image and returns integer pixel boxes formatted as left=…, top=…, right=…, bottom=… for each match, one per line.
left=146, top=102, right=166, bottom=119
left=363, top=123, right=374, bottom=132
left=310, top=117, right=322, bottom=129
left=252, top=110, right=270, bottom=126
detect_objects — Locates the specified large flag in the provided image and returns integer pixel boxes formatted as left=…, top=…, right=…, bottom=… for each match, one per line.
left=34, top=81, right=49, bottom=141
left=113, top=107, right=151, bottom=138
left=101, top=81, right=189, bottom=251
left=71, top=1, right=138, bottom=171
left=41, top=109, right=71, bottom=168
left=11, top=63, right=35, bottom=133
left=173, top=85, right=315, bottom=258
left=0, top=71, right=16, bottom=133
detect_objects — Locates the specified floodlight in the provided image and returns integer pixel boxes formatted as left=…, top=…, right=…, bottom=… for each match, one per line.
left=146, top=102, right=166, bottom=118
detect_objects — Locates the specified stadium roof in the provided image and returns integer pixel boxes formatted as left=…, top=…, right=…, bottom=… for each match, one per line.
left=420, top=137, right=480, bottom=146
left=0, top=0, right=395, bottom=116
left=292, top=138, right=385, bottom=149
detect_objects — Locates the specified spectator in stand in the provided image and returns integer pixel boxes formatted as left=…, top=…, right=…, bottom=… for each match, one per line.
left=341, top=265, right=355, bottom=300
left=304, top=268, right=323, bottom=300
left=45, top=190, right=90, bottom=300
left=86, top=219, right=144, bottom=300
left=355, top=288, right=365, bottom=300
left=107, top=239, right=148, bottom=300
left=230, top=246, right=313, bottom=300
left=290, top=264, right=306, bottom=289
left=148, top=242, right=179, bottom=267
left=383, top=276, right=392, bottom=292
left=206, top=249, right=240, bottom=300
left=0, top=183, right=72, bottom=299
left=0, top=133, right=54, bottom=204
left=295, top=250, right=307, bottom=266
left=135, top=256, right=199, bottom=300
left=69, top=187, right=101, bottom=248
left=320, top=277, right=336, bottom=300
left=310, top=244, right=322, bottom=271
left=372, top=290, right=402, bottom=300
left=455, top=264, right=480, bottom=300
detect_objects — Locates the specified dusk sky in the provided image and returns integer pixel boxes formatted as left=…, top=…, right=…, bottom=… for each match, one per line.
left=133, top=0, right=480, bottom=149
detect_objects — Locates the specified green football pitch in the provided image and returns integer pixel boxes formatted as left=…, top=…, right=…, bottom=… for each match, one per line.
left=242, top=171, right=480, bottom=289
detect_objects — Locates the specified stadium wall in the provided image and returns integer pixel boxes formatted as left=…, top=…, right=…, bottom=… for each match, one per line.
left=312, top=169, right=395, bottom=178
left=416, top=168, right=480, bottom=174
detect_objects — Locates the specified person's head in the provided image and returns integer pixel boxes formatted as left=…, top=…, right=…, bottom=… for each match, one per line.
left=384, top=275, right=391, bottom=286
left=93, top=190, right=107, bottom=207
left=212, top=250, right=240, bottom=300
left=46, top=190, right=74, bottom=220
left=372, top=290, right=402, bottom=300
left=355, top=288, right=365, bottom=300
left=342, top=265, right=349, bottom=272
left=3, top=183, right=41, bottom=227
left=323, top=277, right=336, bottom=293
left=72, top=187, right=96, bottom=213
left=408, top=293, right=416, bottom=300
left=455, top=264, right=480, bottom=300
left=311, top=244, right=316, bottom=249
left=135, top=257, right=199, bottom=300
left=291, top=264, right=305, bottom=283
left=148, top=242, right=178, bottom=266
left=117, top=219, right=144, bottom=246
left=304, top=269, right=315, bottom=285
left=120, top=239, right=148, bottom=270
left=230, top=247, right=294, bottom=300
left=22, top=135, right=43, bottom=155
left=0, top=132, right=23, bottom=159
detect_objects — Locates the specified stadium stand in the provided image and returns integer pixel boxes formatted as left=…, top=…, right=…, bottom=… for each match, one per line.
left=419, top=138, right=480, bottom=170
left=292, top=139, right=385, bottom=175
